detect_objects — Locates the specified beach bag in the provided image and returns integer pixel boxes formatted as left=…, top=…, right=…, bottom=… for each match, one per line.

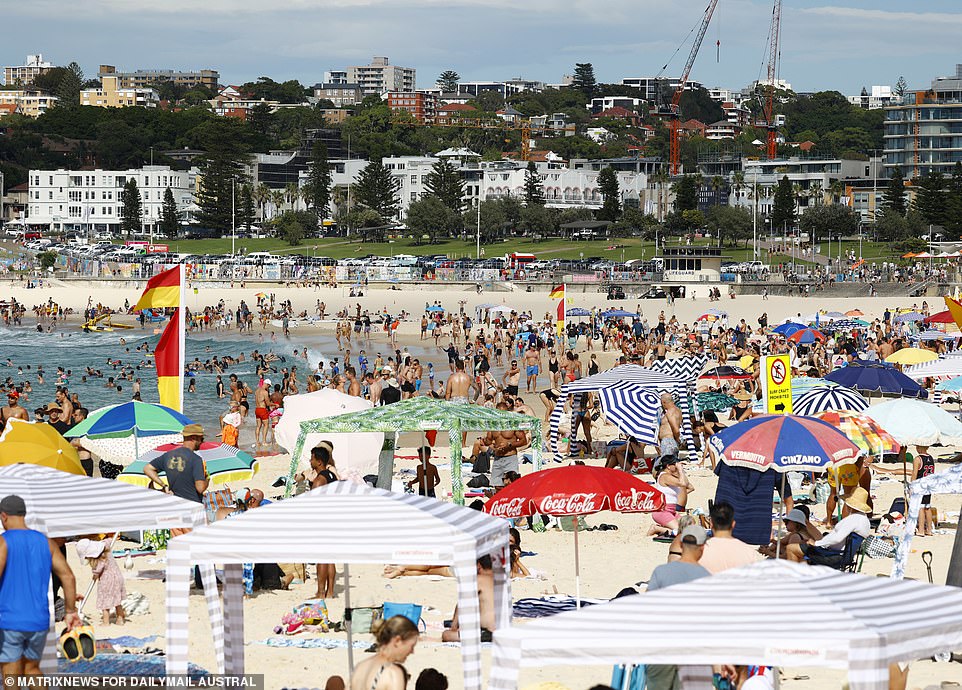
left=812, top=479, right=830, bottom=505
left=863, top=535, right=896, bottom=559
left=382, top=602, right=426, bottom=631
left=203, top=488, right=235, bottom=521
left=467, top=474, right=489, bottom=488
left=347, top=606, right=382, bottom=634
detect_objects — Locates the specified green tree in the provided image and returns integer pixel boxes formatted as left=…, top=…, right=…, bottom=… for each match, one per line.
left=912, top=172, right=947, bottom=228
left=275, top=210, right=305, bottom=245
left=248, top=102, right=273, bottom=140
left=770, top=175, right=797, bottom=232
left=611, top=206, right=657, bottom=239
left=37, top=251, right=58, bottom=271
left=474, top=91, right=506, bottom=112
left=238, top=184, right=256, bottom=232
left=672, top=175, right=698, bottom=212
left=894, top=76, right=908, bottom=100
left=353, top=159, right=401, bottom=221
left=196, top=157, right=242, bottom=233
left=876, top=209, right=909, bottom=242
left=520, top=203, right=556, bottom=237
left=883, top=167, right=907, bottom=217
left=523, top=161, right=546, bottom=206
left=798, top=203, right=860, bottom=240
left=406, top=195, right=459, bottom=244
left=160, top=187, right=180, bottom=239
left=944, top=162, right=962, bottom=236
left=240, top=77, right=308, bottom=103
left=424, top=158, right=464, bottom=214
left=572, top=63, right=597, bottom=98
left=55, top=62, right=84, bottom=107
left=120, top=178, right=142, bottom=237
left=597, top=166, right=620, bottom=221
left=437, top=70, right=461, bottom=93
left=705, top=205, right=753, bottom=246
left=304, top=142, right=332, bottom=223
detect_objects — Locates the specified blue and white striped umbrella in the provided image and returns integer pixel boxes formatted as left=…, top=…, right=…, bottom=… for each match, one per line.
left=596, top=384, right=662, bottom=445
left=792, top=386, right=870, bottom=415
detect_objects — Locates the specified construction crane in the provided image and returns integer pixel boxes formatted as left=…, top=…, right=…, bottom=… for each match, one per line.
left=763, top=0, right=782, bottom=160
left=659, top=0, right=720, bottom=175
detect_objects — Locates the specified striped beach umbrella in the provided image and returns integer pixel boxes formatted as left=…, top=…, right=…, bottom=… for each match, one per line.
left=119, top=442, right=260, bottom=487
left=793, top=386, right=869, bottom=415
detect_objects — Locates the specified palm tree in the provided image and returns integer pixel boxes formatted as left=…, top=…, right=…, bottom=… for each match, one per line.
left=829, top=179, right=844, bottom=205
left=252, top=184, right=270, bottom=221
left=284, top=182, right=300, bottom=211
left=270, top=189, right=285, bottom=220
left=731, top=171, right=745, bottom=202
left=809, top=180, right=824, bottom=207
left=710, top=175, right=724, bottom=206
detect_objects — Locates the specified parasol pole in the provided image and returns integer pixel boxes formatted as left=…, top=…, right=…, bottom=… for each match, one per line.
left=77, top=532, right=121, bottom=617
left=574, top=515, right=581, bottom=610
left=775, top=474, right=786, bottom=560
left=343, top=563, right=355, bottom=673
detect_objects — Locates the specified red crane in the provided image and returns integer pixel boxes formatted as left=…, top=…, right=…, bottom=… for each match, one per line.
left=763, top=0, right=783, bottom=160
left=662, top=0, right=720, bottom=175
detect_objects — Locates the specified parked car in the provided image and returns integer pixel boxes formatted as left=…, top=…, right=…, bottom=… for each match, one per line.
left=607, top=286, right=626, bottom=300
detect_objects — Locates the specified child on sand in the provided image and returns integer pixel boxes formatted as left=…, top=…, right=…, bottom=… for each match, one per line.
left=76, top=539, right=126, bottom=626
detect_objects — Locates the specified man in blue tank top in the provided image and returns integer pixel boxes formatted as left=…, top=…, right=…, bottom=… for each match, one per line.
left=0, top=495, right=80, bottom=677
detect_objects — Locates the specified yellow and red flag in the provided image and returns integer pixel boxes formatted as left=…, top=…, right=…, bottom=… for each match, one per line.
left=135, top=266, right=185, bottom=412
left=945, top=296, right=962, bottom=331
left=549, top=284, right=565, bottom=299
left=134, top=266, right=182, bottom=311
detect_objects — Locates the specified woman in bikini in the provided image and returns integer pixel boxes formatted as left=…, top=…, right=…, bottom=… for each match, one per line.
left=350, top=616, right=418, bottom=690
left=309, top=442, right=339, bottom=598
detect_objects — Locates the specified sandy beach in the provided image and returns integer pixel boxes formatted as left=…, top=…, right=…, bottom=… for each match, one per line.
left=7, top=280, right=961, bottom=689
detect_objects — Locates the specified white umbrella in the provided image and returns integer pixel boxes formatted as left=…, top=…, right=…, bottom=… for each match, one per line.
left=273, top=389, right=382, bottom=482
left=864, top=398, right=962, bottom=446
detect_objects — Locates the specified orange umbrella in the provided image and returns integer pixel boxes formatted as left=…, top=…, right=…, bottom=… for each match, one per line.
left=845, top=309, right=863, bottom=317
left=902, top=252, right=917, bottom=258
left=0, top=419, right=84, bottom=475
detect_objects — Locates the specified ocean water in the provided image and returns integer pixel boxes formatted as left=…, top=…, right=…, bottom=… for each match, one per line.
left=0, top=324, right=471, bottom=436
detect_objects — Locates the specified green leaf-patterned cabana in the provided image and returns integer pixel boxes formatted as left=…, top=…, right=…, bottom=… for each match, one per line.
left=287, top=398, right=542, bottom=505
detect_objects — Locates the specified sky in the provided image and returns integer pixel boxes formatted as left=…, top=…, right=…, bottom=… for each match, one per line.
left=5, top=0, right=962, bottom=95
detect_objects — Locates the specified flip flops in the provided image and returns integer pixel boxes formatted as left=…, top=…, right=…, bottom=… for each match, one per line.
left=60, top=626, right=96, bottom=662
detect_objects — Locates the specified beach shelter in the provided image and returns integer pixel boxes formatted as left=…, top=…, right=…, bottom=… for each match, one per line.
left=287, top=398, right=542, bottom=505
left=0, top=465, right=209, bottom=674
left=489, top=560, right=962, bottom=690
left=548, top=365, right=695, bottom=459
left=894, top=462, right=962, bottom=579
left=903, top=355, right=962, bottom=380
left=165, top=482, right=511, bottom=690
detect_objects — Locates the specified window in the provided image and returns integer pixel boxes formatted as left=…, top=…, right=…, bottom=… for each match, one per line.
left=411, top=192, right=417, bottom=201
left=410, top=175, right=417, bottom=184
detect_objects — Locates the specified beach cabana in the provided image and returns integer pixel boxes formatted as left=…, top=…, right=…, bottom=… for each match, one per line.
left=894, top=461, right=962, bottom=580
left=165, top=482, right=511, bottom=690
left=0, top=465, right=209, bottom=673
left=489, top=560, right=962, bottom=690
left=548, top=365, right=694, bottom=458
left=287, top=398, right=542, bottom=505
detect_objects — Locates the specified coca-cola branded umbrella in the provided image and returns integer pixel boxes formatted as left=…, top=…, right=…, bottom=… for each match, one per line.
left=486, top=465, right=664, bottom=607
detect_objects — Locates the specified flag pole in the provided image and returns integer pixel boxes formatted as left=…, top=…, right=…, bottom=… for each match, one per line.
left=177, top=264, right=186, bottom=413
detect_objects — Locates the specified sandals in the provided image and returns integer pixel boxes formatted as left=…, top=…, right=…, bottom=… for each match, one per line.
left=59, top=625, right=95, bottom=662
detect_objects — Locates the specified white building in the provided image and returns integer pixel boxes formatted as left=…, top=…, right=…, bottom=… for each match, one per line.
left=848, top=85, right=894, bottom=110
left=588, top=96, right=644, bottom=114
left=620, top=76, right=702, bottom=101
left=26, top=166, right=197, bottom=235
left=483, top=165, right=652, bottom=212
left=3, top=54, right=53, bottom=86
left=346, top=57, right=416, bottom=96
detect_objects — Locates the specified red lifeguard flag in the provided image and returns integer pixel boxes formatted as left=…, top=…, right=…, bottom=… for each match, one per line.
left=134, top=266, right=181, bottom=311
left=549, top=284, right=565, bottom=299
left=155, top=312, right=182, bottom=411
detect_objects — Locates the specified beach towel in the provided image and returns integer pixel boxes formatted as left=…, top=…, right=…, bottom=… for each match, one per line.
left=512, top=596, right=607, bottom=618
left=714, top=463, right=777, bottom=546
left=251, top=637, right=370, bottom=649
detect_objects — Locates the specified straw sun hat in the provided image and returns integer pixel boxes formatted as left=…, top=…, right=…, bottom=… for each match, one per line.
left=843, top=487, right=872, bottom=514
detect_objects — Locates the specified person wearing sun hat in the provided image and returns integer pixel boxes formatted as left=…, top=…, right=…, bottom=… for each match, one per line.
left=143, top=424, right=209, bottom=503
left=786, top=487, right=872, bottom=566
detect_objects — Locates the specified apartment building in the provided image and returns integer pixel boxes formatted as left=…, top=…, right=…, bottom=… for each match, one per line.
left=26, top=166, right=197, bottom=234
left=346, top=57, right=415, bottom=96
left=884, top=64, right=962, bottom=179
left=0, top=90, right=58, bottom=117
left=385, top=92, right=438, bottom=124
left=620, top=76, right=702, bottom=102
left=588, top=96, right=644, bottom=115
left=3, top=54, right=53, bottom=86
left=848, top=85, right=894, bottom=110
left=80, top=76, right=159, bottom=108
left=98, top=65, right=219, bottom=91
left=313, top=82, right=363, bottom=107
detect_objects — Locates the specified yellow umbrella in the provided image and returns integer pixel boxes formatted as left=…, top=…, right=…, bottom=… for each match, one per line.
left=738, top=354, right=756, bottom=372
left=0, top=419, right=85, bottom=475
left=884, top=348, right=939, bottom=366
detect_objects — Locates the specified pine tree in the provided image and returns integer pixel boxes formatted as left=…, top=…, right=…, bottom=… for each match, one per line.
left=159, top=187, right=180, bottom=239
left=239, top=184, right=256, bottom=232
left=883, top=167, right=907, bottom=217
left=672, top=175, right=698, bottom=212
left=196, top=151, right=246, bottom=234
left=55, top=62, right=84, bottom=107
left=353, top=159, right=401, bottom=222
left=572, top=63, right=596, bottom=98
left=304, top=142, right=332, bottom=223
left=120, top=179, right=142, bottom=237
left=945, top=162, right=962, bottom=235
left=424, top=158, right=464, bottom=214
left=597, top=167, right=620, bottom=221
left=770, top=175, right=797, bottom=232
left=912, top=173, right=946, bottom=228
left=436, top=70, right=460, bottom=93
left=523, top=161, right=546, bottom=206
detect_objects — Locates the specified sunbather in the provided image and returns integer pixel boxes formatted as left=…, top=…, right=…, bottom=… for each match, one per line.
left=441, top=556, right=495, bottom=642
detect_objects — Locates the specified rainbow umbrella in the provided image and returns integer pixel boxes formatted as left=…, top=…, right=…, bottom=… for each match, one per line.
left=118, top=442, right=259, bottom=487
left=816, top=410, right=900, bottom=456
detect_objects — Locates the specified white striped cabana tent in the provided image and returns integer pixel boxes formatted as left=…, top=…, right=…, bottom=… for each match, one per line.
left=0, top=465, right=209, bottom=674
left=548, top=365, right=693, bottom=458
left=165, top=481, right=511, bottom=690
left=490, top=560, right=962, bottom=690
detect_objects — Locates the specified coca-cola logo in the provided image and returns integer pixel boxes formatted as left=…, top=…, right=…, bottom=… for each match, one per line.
left=613, top=488, right=663, bottom=512
left=537, top=492, right=601, bottom=516
left=488, top=496, right=528, bottom=519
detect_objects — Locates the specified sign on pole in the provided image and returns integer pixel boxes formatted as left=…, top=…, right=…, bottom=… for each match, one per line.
left=763, top=354, right=793, bottom=415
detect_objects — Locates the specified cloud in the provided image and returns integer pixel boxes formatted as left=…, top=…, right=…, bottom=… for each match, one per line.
left=800, top=6, right=962, bottom=25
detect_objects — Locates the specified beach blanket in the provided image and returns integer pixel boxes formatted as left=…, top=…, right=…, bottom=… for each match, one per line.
left=99, top=635, right=158, bottom=648
left=58, top=653, right=207, bottom=677
left=512, top=596, right=607, bottom=618
left=714, top=462, right=777, bottom=546
left=251, top=637, right=370, bottom=649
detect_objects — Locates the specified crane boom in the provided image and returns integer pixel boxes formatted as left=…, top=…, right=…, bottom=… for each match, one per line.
left=667, top=0, right=719, bottom=175
left=764, top=0, right=782, bottom=160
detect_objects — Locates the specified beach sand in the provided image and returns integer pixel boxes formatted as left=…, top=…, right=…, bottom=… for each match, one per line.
left=21, top=280, right=960, bottom=689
